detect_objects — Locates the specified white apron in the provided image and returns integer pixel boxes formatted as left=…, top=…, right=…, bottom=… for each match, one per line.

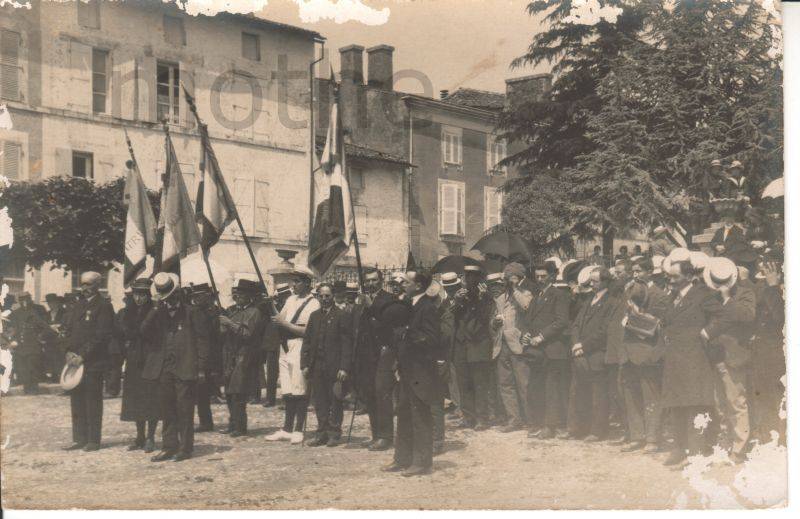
left=277, top=294, right=319, bottom=397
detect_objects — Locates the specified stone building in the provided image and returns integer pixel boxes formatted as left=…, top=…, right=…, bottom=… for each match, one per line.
left=1, top=0, right=322, bottom=306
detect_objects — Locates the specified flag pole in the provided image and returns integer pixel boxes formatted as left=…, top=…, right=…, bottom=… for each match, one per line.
left=196, top=147, right=224, bottom=308
left=342, top=129, right=365, bottom=294
left=309, top=41, right=325, bottom=250
left=181, top=83, right=273, bottom=301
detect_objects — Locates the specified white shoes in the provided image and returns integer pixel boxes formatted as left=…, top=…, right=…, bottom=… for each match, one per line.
left=265, top=430, right=292, bottom=441
left=290, top=431, right=304, bottom=445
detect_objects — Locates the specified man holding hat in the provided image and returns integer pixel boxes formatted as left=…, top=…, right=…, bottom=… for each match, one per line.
left=63, top=271, right=115, bottom=451
left=8, top=292, right=49, bottom=394
left=451, top=265, right=495, bottom=431
left=141, top=273, right=211, bottom=462
left=301, top=282, right=353, bottom=447
left=219, top=279, right=264, bottom=437
left=522, top=258, right=571, bottom=439
left=266, top=266, right=320, bottom=444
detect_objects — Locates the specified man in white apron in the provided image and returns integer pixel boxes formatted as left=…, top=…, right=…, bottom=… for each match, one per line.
left=265, top=266, right=320, bottom=444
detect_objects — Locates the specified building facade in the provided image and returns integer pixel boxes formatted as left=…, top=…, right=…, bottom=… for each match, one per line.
left=1, top=0, right=321, bottom=307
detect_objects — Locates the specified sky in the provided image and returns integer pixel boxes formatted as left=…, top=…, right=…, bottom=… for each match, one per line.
left=254, top=0, right=551, bottom=96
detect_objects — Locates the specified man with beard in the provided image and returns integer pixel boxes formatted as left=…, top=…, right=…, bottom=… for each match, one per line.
left=63, top=272, right=115, bottom=451
left=352, top=269, right=396, bottom=451
left=142, top=273, right=211, bottom=462
left=219, top=279, right=264, bottom=437
left=301, top=283, right=353, bottom=447
left=120, top=279, right=160, bottom=452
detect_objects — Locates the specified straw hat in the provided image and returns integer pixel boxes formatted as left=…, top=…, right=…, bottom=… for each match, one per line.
left=704, top=257, right=738, bottom=291
left=60, top=363, right=84, bottom=391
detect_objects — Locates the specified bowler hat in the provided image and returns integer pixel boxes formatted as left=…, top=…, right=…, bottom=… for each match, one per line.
left=704, top=257, right=738, bottom=291
left=233, top=279, right=261, bottom=295
left=152, top=272, right=180, bottom=301
left=60, top=363, right=84, bottom=391
left=275, top=283, right=291, bottom=296
left=332, top=280, right=348, bottom=294
left=562, top=260, right=586, bottom=284
left=131, top=278, right=153, bottom=292
left=44, top=293, right=60, bottom=302
left=188, top=282, right=211, bottom=295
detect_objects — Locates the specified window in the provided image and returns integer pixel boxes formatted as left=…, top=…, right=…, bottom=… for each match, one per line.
left=484, top=186, right=503, bottom=230
left=163, top=15, right=186, bottom=46
left=156, top=62, right=180, bottom=124
left=1, top=141, right=21, bottom=180
left=0, top=29, right=20, bottom=101
left=1, top=255, right=26, bottom=296
left=439, top=180, right=465, bottom=237
left=442, top=126, right=462, bottom=165
left=348, top=166, right=364, bottom=190
left=487, top=136, right=507, bottom=175
left=77, top=0, right=101, bottom=29
left=242, top=32, right=261, bottom=61
left=72, top=151, right=93, bottom=179
left=91, top=48, right=108, bottom=113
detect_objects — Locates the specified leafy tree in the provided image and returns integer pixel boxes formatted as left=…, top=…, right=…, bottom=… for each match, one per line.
left=1, top=176, right=159, bottom=273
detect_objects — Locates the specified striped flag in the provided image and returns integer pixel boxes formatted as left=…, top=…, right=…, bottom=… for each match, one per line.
left=122, top=155, right=157, bottom=286
left=196, top=125, right=236, bottom=249
left=159, top=131, right=201, bottom=272
left=308, top=91, right=355, bottom=276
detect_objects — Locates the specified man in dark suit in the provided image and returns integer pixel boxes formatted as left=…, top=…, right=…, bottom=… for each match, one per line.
left=562, top=267, right=617, bottom=442
left=141, top=273, right=211, bottom=462
left=452, top=266, right=496, bottom=430
left=352, top=269, right=396, bottom=451
left=219, top=279, right=264, bottom=437
left=301, top=283, right=353, bottom=447
left=8, top=292, right=49, bottom=394
left=522, top=260, right=571, bottom=439
left=383, top=271, right=441, bottom=477
left=189, top=284, right=221, bottom=433
left=63, top=272, right=115, bottom=451
left=710, top=219, right=750, bottom=260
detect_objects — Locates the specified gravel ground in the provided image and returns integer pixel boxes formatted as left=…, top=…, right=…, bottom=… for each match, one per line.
left=0, top=385, right=757, bottom=510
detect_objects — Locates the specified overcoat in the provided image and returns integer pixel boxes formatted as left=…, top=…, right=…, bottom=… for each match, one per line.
left=452, top=290, right=498, bottom=364
left=620, top=283, right=670, bottom=366
left=221, top=303, right=263, bottom=395
left=396, top=295, right=442, bottom=405
left=527, top=284, right=571, bottom=360
left=66, top=295, right=115, bottom=372
left=570, top=290, right=617, bottom=372
left=300, top=305, right=353, bottom=374
left=659, top=284, right=723, bottom=408
left=120, top=301, right=161, bottom=422
left=140, top=303, right=210, bottom=382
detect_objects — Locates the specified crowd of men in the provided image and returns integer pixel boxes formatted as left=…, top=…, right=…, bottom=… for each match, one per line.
left=0, top=227, right=786, bottom=475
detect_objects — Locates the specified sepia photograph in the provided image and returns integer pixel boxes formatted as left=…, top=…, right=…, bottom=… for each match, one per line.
left=0, top=0, right=791, bottom=512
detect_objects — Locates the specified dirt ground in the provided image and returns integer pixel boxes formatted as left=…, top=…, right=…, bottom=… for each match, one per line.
left=0, top=385, right=768, bottom=510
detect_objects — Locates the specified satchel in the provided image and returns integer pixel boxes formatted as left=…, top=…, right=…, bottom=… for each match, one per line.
left=624, top=312, right=660, bottom=339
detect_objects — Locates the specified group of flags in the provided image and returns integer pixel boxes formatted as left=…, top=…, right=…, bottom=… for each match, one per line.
left=123, top=83, right=356, bottom=287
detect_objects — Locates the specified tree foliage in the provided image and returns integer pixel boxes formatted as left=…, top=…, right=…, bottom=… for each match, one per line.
left=1, top=176, right=160, bottom=273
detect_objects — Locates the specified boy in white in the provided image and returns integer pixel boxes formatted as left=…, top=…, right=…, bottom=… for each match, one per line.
left=265, top=266, right=320, bottom=444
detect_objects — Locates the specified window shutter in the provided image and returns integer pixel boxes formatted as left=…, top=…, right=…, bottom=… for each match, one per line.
left=180, top=64, right=195, bottom=129
left=1, top=30, right=20, bottom=101
left=254, top=179, right=270, bottom=236
left=456, top=133, right=462, bottom=164
left=2, top=141, right=20, bottom=180
left=138, top=56, right=157, bottom=122
left=485, top=187, right=502, bottom=230
left=68, top=41, right=92, bottom=113
left=233, top=177, right=254, bottom=235
left=440, top=182, right=457, bottom=235
left=457, top=182, right=465, bottom=235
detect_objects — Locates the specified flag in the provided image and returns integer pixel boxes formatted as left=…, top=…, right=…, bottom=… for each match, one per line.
left=406, top=249, right=417, bottom=271
left=308, top=92, right=355, bottom=277
left=196, top=126, right=237, bottom=249
left=159, top=131, right=201, bottom=272
left=123, top=158, right=157, bottom=285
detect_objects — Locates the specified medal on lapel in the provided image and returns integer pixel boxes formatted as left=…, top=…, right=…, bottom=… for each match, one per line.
left=85, top=310, right=92, bottom=321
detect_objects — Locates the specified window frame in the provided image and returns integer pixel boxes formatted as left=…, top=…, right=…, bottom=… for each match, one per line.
left=484, top=186, right=503, bottom=231
left=487, top=135, right=507, bottom=176
left=242, top=32, right=261, bottom=62
left=0, top=29, right=21, bottom=102
left=156, top=61, right=181, bottom=124
left=441, top=125, right=463, bottom=166
left=438, top=179, right=466, bottom=237
left=91, top=48, right=109, bottom=114
left=71, top=150, right=94, bottom=180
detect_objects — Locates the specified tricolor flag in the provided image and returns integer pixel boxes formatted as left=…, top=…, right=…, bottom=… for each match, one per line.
left=196, top=126, right=237, bottom=249
left=158, top=131, right=201, bottom=272
left=122, top=152, right=157, bottom=286
left=308, top=92, right=355, bottom=277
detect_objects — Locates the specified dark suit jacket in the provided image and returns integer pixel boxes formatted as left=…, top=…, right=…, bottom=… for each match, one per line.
left=65, top=295, right=115, bottom=372
left=705, top=284, right=756, bottom=368
left=221, top=303, right=263, bottom=394
left=710, top=225, right=752, bottom=261
left=354, top=290, right=395, bottom=353
left=8, top=303, right=49, bottom=356
left=140, top=303, right=211, bottom=382
left=621, top=283, right=670, bottom=365
left=528, top=284, right=571, bottom=360
left=120, top=301, right=154, bottom=371
left=452, top=290, right=495, bottom=363
left=660, top=284, right=723, bottom=408
left=438, top=297, right=457, bottom=362
left=301, top=305, right=354, bottom=374
left=397, top=294, right=442, bottom=405
left=570, top=290, right=617, bottom=371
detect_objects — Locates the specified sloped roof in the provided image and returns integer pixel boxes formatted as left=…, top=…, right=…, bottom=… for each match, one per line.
left=441, top=88, right=506, bottom=111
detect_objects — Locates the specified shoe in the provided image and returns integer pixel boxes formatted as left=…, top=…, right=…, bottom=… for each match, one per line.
left=195, top=425, right=214, bottom=433
left=621, top=441, right=646, bottom=452
left=361, top=439, right=377, bottom=449
left=143, top=439, right=156, bottom=453
left=151, top=451, right=176, bottom=462
left=173, top=452, right=192, bottom=462
left=663, top=450, right=687, bottom=466
left=584, top=435, right=605, bottom=443
left=556, top=430, right=573, bottom=440
left=83, top=443, right=100, bottom=451
left=401, top=465, right=432, bottom=477
left=537, top=427, right=556, bottom=440
left=127, top=442, right=144, bottom=451
left=369, top=438, right=393, bottom=451
left=326, top=436, right=340, bottom=447
left=262, top=401, right=276, bottom=408
left=527, top=428, right=542, bottom=438
left=249, top=398, right=261, bottom=405
left=474, top=422, right=490, bottom=431
left=499, top=422, right=525, bottom=433
left=609, top=437, right=630, bottom=446
left=63, top=443, right=87, bottom=451
left=455, top=420, right=476, bottom=429
left=290, top=431, right=304, bottom=445
left=230, top=431, right=247, bottom=438
left=381, top=462, right=409, bottom=473
left=644, top=442, right=665, bottom=454
left=307, top=435, right=328, bottom=447
left=265, top=430, right=292, bottom=441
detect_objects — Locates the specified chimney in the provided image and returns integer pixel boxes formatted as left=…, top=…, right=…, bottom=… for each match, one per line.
left=505, top=73, right=552, bottom=106
left=339, top=44, right=365, bottom=84
left=440, top=90, right=449, bottom=100
left=366, top=44, right=394, bottom=90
